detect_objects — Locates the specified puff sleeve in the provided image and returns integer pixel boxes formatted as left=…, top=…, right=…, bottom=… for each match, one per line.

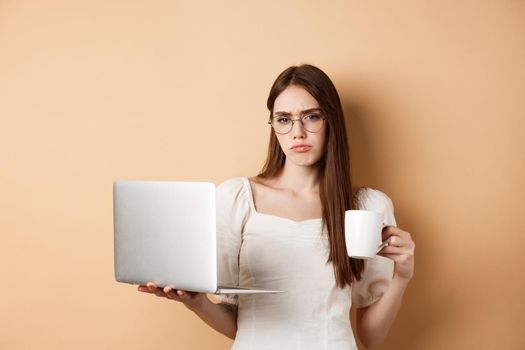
left=214, top=178, right=251, bottom=305
left=351, top=188, right=396, bottom=308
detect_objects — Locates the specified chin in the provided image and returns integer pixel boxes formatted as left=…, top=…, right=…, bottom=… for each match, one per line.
left=288, top=155, right=321, bottom=167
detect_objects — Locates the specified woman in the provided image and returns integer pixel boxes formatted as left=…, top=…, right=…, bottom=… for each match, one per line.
left=138, top=64, right=415, bottom=349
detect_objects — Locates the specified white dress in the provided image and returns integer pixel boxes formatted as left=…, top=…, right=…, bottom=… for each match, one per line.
left=215, top=177, right=396, bottom=350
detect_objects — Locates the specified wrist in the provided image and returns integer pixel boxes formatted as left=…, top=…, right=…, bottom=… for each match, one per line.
left=192, top=295, right=211, bottom=315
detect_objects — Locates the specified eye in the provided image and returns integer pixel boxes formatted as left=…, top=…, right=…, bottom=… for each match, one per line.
left=304, top=114, right=321, bottom=121
left=275, top=117, right=291, bottom=124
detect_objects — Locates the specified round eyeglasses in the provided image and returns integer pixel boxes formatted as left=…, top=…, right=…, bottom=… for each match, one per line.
left=268, top=113, right=326, bottom=134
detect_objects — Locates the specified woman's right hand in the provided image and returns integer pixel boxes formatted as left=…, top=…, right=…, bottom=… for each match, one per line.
left=138, top=282, right=238, bottom=339
left=138, top=282, right=209, bottom=313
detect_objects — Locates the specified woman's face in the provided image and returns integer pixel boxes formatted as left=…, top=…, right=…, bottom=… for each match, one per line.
left=272, top=85, right=327, bottom=167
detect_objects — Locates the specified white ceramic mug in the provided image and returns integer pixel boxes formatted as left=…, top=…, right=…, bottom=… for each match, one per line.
left=345, top=210, right=389, bottom=259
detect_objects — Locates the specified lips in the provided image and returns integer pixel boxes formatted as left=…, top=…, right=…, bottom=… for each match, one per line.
left=291, top=144, right=311, bottom=149
left=291, top=144, right=312, bottom=153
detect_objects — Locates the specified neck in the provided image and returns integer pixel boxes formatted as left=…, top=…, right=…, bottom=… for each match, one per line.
left=274, top=160, right=321, bottom=193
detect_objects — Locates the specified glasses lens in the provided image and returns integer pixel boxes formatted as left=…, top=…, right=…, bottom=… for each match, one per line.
left=271, top=117, right=293, bottom=134
left=302, top=114, right=324, bottom=132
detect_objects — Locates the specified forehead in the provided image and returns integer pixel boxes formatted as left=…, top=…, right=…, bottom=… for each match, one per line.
left=273, top=85, right=320, bottom=114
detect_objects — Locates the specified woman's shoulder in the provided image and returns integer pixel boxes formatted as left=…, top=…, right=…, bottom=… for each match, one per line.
left=216, top=177, right=253, bottom=222
left=353, top=186, right=396, bottom=225
left=217, top=177, right=246, bottom=192
left=216, top=177, right=252, bottom=206
left=353, top=187, right=394, bottom=211
left=220, top=175, right=273, bottom=195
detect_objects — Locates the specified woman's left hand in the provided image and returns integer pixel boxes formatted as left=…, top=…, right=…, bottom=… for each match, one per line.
left=378, top=226, right=415, bottom=281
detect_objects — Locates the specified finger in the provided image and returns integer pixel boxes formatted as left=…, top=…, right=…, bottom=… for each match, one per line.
left=379, top=251, right=414, bottom=263
left=153, top=289, right=166, bottom=297
left=395, top=230, right=411, bottom=241
left=391, top=227, right=413, bottom=241
left=378, top=244, right=411, bottom=255
left=389, top=236, right=416, bottom=252
left=146, top=283, right=165, bottom=297
left=178, top=290, right=196, bottom=303
left=383, top=231, right=413, bottom=248
left=382, top=226, right=410, bottom=239
left=139, top=283, right=168, bottom=298
left=381, top=226, right=398, bottom=240
left=138, top=285, right=152, bottom=293
left=387, top=235, right=409, bottom=248
left=164, top=287, right=181, bottom=301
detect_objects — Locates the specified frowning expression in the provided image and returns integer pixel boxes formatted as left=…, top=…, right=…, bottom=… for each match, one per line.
left=271, top=85, right=327, bottom=167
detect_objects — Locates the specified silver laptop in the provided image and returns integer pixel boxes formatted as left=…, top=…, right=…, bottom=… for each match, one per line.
left=113, top=180, right=281, bottom=295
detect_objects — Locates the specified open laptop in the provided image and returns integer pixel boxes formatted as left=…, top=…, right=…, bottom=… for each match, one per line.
left=113, top=180, right=281, bottom=295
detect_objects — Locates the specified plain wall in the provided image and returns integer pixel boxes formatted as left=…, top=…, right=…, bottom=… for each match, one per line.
left=1, top=1, right=524, bottom=349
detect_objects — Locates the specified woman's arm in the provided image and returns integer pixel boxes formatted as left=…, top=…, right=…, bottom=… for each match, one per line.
left=138, top=283, right=238, bottom=339
left=193, top=297, right=238, bottom=339
left=356, top=276, right=409, bottom=348
left=355, top=226, right=415, bottom=349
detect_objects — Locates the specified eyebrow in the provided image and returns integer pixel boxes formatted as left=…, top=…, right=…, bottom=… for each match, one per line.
left=273, top=108, right=322, bottom=117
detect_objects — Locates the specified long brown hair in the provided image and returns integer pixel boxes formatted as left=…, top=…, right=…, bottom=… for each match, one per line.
left=257, top=64, right=364, bottom=288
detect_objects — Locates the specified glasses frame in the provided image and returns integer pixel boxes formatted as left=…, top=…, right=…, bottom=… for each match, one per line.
left=267, top=114, right=326, bottom=135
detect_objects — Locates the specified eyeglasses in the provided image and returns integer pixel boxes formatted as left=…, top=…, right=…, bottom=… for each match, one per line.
left=268, top=113, right=326, bottom=134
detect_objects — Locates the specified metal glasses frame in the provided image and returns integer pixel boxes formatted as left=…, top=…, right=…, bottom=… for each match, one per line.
left=267, top=115, right=326, bottom=135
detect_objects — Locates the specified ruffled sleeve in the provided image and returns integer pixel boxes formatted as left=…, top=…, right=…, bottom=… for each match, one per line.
left=351, top=187, right=396, bottom=308
left=214, top=177, right=251, bottom=305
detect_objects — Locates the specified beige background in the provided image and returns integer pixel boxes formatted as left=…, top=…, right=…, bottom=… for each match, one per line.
left=1, top=0, right=524, bottom=349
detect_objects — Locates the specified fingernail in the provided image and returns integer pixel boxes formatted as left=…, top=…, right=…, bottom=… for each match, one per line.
left=177, top=290, right=183, bottom=296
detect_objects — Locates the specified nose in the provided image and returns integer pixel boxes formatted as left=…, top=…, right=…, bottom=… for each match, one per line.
left=290, top=119, right=307, bottom=139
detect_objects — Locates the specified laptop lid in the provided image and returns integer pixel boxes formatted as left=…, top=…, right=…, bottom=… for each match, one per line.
left=113, top=180, right=218, bottom=293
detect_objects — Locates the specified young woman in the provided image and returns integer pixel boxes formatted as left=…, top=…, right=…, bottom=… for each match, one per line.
left=138, top=64, right=415, bottom=349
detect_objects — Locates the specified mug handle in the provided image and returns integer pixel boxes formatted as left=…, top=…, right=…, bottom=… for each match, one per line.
left=376, top=225, right=393, bottom=254
left=376, top=239, right=390, bottom=254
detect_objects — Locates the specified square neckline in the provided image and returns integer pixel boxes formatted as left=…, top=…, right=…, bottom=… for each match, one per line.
left=241, top=177, right=324, bottom=225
